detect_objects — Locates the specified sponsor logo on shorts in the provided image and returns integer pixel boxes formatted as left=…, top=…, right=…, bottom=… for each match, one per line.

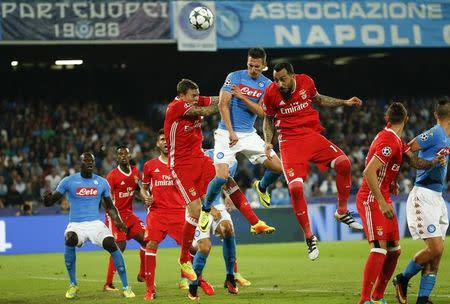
left=427, top=224, right=436, bottom=233
left=76, top=187, right=98, bottom=196
left=195, top=230, right=201, bottom=237
left=217, top=152, right=224, bottom=159
left=376, top=226, right=383, bottom=236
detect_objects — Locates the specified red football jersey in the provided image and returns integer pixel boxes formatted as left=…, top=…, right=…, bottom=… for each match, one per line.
left=142, top=157, right=185, bottom=212
left=262, top=74, right=324, bottom=140
left=106, top=166, right=140, bottom=215
left=164, top=96, right=212, bottom=168
left=358, top=127, right=411, bottom=202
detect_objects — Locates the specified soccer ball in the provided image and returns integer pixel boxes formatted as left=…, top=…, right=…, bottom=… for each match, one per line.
left=189, top=6, right=214, bottom=31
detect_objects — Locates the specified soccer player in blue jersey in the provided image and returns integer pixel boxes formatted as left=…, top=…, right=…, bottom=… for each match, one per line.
left=188, top=149, right=252, bottom=300
left=393, top=97, right=450, bottom=304
left=200, top=48, right=282, bottom=233
left=43, top=152, right=135, bottom=299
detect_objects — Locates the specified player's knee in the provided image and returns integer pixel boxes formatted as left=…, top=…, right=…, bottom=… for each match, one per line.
left=116, top=241, right=126, bottom=252
left=427, top=242, right=444, bottom=259
left=65, top=232, right=78, bottom=247
left=333, top=155, right=351, bottom=176
left=216, top=165, right=229, bottom=180
left=197, top=238, right=211, bottom=256
left=219, top=221, right=234, bottom=238
left=102, top=236, right=118, bottom=253
left=288, top=180, right=304, bottom=201
left=146, top=240, right=158, bottom=251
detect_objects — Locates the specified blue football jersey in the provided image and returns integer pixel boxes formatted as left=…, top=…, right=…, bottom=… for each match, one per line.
left=218, top=70, right=271, bottom=133
left=204, top=149, right=237, bottom=206
left=56, top=173, right=111, bottom=222
left=414, top=124, right=450, bottom=192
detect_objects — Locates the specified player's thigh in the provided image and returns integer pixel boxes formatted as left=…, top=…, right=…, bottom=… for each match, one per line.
left=309, top=134, right=346, bottom=170
left=172, top=164, right=203, bottom=204
left=213, top=129, right=238, bottom=166
left=239, top=132, right=274, bottom=165
left=212, top=205, right=233, bottom=237
left=125, top=213, right=146, bottom=240
left=64, top=222, right=87, bottom=246
left=199, top=157, right=217, bottom=197
left=357, top=198, right=395, bottom=242
left=85, top=220, right=114, bottom=247
left=167, top=211, right=186, bottom=245
left=280, top=160, right=308, bottom=184
left=145, top=212, right=168, bottom=243
left=407, top=186, right=445, bottom=240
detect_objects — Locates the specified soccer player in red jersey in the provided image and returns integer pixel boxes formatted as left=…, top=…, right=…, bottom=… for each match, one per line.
left=103, top=146, right=147, bottom=291
left=356, top=103, right=443, bottom=304
left=262, top=62, right=363, bottom=260
left=140, top=129, right=214, bottom=301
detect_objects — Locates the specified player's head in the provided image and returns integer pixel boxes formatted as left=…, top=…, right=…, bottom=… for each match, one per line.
left=80, top=152, right=95, bottom=176
left=177, top=79, right=200, bottom=104
left=273, top=62, right=296, bottom=96
left=434, top=96, right=450, bottom=122
left=156, top=128, right=168, bottom=156
left=116, top=145, right=131, bottom=166
left=385, top=102, right=408, bottom=125
left=247, top=47, right=267, bottom=79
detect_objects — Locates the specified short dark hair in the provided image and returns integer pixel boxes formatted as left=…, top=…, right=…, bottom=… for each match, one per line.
left=248, top=47, right=267, bottom=62
left=116, top=145, right=129, bottom=152
left=385, top=102, right=407, bottom=124
left=177, top=79, right=198, bottom=96
left=158, top=128, right=164, bottom=136
left=274, top=62, right=295, bottom=74
left=435, top=96, right=450, bottom=120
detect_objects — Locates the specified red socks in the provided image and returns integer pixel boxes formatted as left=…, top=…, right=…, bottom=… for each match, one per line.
left=105, top=256, right=116, bottom=285
left=139, top=247, right=146, bottom=279
left=288, top=180, right=313, bottom=239
left=227, top=184, right=259, bottom=225
left=359, top=248, right=387, bottom=304
left=145, top=249, right=157, bottom=293
left=333, top=155, right=351, bottom=215
left=179, top=215, right=198, bottom=263
left=372, top=247, right=401, bottom=300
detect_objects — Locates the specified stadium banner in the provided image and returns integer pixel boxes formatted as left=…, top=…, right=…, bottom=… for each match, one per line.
left=214, top=0, right=450, bottom=48
left=0, top=0, right=171, bottom=43
left=1, top=195, right=449, bottom=254
left=172, top=1, right=217, bottom=51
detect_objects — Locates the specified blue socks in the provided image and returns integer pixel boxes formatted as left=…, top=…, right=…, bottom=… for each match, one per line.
left=64, top=246, right=77, bottom=285
left=192, top=252, right=208, bottom=285
left=402, top=259, right=423, bottom=280
left=419, top=273, right=436, bottom=298
left=111, top=249, right=128, bottom=288
left=259, top=170, right=280, bottom=192
left=222, top=236, right=236, bottom=275
left=204, top=176, right=227, bottom=211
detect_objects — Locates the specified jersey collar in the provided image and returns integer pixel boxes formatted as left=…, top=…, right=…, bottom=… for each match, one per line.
left=158, top=156, right=168, bottom=165
left=384, top=126, right=401, bottom=141
left=117, top=165, right=132, bottom=177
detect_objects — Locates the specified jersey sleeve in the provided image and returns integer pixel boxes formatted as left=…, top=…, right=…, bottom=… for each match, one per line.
left=142, top=162, right=152, bottom=185
left=198, top=96, right=212, bottom=106
left=221, top=72, right=240, bottom=93
left=170, top=100, right=192, bottom=118
left=373, top=140, right=396, bottom=165
left=415, top=128, right=439, bottom=150
left=101, top=178, right=111, bottom=198
left=261, top=86, right=276, bottom=117
left=55, top=176, right=69, bottom=195
left=106, top=172, right=115, bottom=193
left=402, top=141, right=411, bottom=154
left=301, top=74, right=318, bottom=99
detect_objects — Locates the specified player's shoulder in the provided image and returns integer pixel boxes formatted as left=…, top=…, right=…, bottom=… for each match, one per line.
left=258, top=73, right=272, bottom=86
left=297, top=73, right=314, bottom=83
left=144, top=158, right=158, bottom=169
left=93, top=174, right=108, bottom=185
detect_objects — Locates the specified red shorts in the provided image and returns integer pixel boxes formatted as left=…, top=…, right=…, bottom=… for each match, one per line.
left=171, top=156, right=215, bottom=204
left=105, top=212, right=145, bottom=242
left=144, top=210, right=185, bottom=244
left=356, top=193, right=399, bottom=242
left=279, top=133, right=345, bottom=183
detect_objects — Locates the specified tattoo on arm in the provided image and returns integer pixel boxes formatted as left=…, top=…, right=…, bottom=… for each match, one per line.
left=405, top=152, right=434, bottom=169
left=314, top=94, right=346, bottom=107
left=211, top=96, right=219, bottom=105
left=185, top=103, right=219, bottom=117
left=263, top=116, right=275, bottom=143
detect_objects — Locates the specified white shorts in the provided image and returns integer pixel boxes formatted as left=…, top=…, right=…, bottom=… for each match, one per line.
left=193, top=204, right=233, bottom=243
left=406, top=186, right=449, bottom=240
left=64, top=220, right=113, bottom=247
left=213, top=129, right=276, bottom=166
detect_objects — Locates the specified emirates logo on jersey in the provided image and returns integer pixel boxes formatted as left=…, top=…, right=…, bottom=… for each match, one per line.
left=119, top=187, right=134, bottom=198
left=76, top=187, right=98, bottom=196
left=239, top=85, right=263, bottom=98
left=382, top=146, right=392, bottom=157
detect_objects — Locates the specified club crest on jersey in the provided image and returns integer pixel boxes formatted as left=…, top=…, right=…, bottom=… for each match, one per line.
left=189, top=187, right=196, bottom=197
left=258, top=82, right=264, bottom=88
left=299, top=89, right=307, bottom=100
left=382, top=146, right=392, bottom=157
left=286, top=168, right=295, bottom=177
left=376, top=226, right=383, bottom=236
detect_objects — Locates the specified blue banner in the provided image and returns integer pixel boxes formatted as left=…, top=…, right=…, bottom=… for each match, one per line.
left=215, top=1, right=450, bottom=48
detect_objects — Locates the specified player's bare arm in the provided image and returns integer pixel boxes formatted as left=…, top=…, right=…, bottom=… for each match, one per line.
left=313, top=94, right=362, bottom=108
left=263, top=115, right=276, bottom=160
left=184, top=97, right=219, bottom=117
left=363, top=156, right=395, bottom=219
left=140, top=183, right=153, bottom=207
left=102, top=196, right=127, bottom=232
left=404, top=150, right=445, bottom=169
left=231, top=85, right=265, bottom=117
left=42, top=191, right=63, bottom=206
left=219, top=90, right=239, bottom=147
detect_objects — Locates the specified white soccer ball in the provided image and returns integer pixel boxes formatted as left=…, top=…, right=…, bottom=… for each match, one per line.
left=189, top=6, right=214, bottom=31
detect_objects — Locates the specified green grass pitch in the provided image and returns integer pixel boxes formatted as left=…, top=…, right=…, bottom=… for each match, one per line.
left=0, top=239, right=448, bottom=303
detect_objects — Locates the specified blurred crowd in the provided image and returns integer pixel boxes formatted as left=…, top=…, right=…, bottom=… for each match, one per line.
left=0, top=96, right=447, bottom=215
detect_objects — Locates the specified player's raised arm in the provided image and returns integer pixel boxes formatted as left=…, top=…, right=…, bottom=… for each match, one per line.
left=230, top=85, right=265, bottom=117
left=313, top=94, right=362, bottom=108
left=363, top=156, right=395, bottom=219
left=403, top=146, right=445, bottom=169
left=185, top=96, right=219, bottom=117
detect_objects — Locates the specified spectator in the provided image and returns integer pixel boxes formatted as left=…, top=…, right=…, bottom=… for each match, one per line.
left=5, top=184, right=24, bottom=207
left=271, top=179, right=290, bottom=206
left=319, top=173, right=338, bottom=196
left=44, top=167, right=61, bottom=191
